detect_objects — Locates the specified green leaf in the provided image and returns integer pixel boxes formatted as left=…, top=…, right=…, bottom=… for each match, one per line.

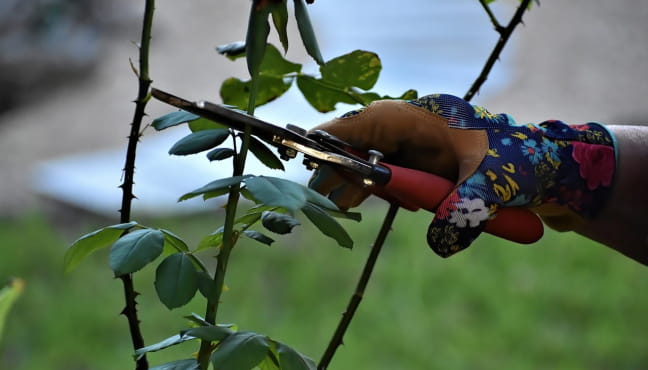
left=246, top=0, right=271, bottom=79
left=220, top=75, right=293, bottom=111
left=203, top=187, right=234, bottom=201
left=293, top=0, right=324, bottom=65
left=326, top=209, right=362, bottom=222
left=296, top=75, right=356, bottom=113
left=135, top=334, right=196, bottom=358
left=351, top=91, right=381, bottom=106
left=64, top=221, right=139, bottom=273
left=160, top=229, right=190, bottom=254
left=258, top=355, right=281, bottom=370
left=188, top=117, right=227, bottom=132
left=196, top=227, right=224, bottom=252
left=155, top=253, right=199, bottom=309
left=151, top=359, right=199, bottom=370
left=179, top=175, right=250, bottom=202
left=261, top=211, right=300, bottom=234
left=168, top=129, right=231, bottom=156
left=152, top=111, right=200, bottom=131
left=242, top=230, right=275, bottom=246
left=259, top=44, right=301, bottom=77
left=220, top=77, right=251, bottom=110
left=216, top=41, right=246, bottom=60
left=245, top=176, right=338, bottom=212
left=270, top=2, right=289, bottom=53
left=150, top=359, right=200, bottom=370
left=248, top=136, right=285, bottom=170
left=236, top=213, right=262, bottom=227
left=183, top=325, right=234, bottom=342
left=397, top=89, right=418, bottom=100
left=302, top=184, right=341, bottom=211
left=109, top=229, right=165, bottom=276
left=235, top=205, right=280, bottom=229
left=244, top=176, right=307, bottom=211
left=184, top=313, right=211, bottom=327
left=276, top=342, right=316, bottom=370
left=219, top=44, right=300, bottom=110
left=379, top=89, right=419, bottom=101
left=301, top=203, right=353, bottom=248
left=0, top=278, right=24, bottom=342
left=206, top=148, right=235, bottom=161
left=320, top=50, right=381, bottom=90
left=210, top=331, right=270, bottom=370
left=196, top=271, right=220, bottom=301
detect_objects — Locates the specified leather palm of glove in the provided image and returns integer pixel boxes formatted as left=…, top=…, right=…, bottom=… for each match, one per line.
left=309, top=94, right=617, bottom=257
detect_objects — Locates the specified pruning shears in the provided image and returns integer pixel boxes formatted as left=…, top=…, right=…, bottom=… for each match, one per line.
left=151, top=88, right=544, bottom=244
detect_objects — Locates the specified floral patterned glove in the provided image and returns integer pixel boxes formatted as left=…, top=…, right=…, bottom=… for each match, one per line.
left=310, top=94, right=617, bottom=257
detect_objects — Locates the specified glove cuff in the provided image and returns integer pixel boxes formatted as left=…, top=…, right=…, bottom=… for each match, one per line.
left=536, top=120, right=617, bottom=224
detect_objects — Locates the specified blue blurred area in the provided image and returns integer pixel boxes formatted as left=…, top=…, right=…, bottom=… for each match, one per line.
left=312, top=0, right=513, bottom=96
left=30, top=0, right=516, bottom=216
left=257, top=0, right=514, bottom=127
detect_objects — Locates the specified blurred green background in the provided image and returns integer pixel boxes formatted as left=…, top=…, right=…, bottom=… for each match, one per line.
left=2, top=201, right=647, bottom=370
left=2, top=0, right=648, bottom=369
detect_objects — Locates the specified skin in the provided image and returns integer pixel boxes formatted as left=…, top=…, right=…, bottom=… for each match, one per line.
left=574, top=125, right=648, bottom=265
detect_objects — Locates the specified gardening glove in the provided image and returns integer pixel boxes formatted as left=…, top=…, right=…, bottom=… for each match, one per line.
left=309, top=94, right=617, bottom=257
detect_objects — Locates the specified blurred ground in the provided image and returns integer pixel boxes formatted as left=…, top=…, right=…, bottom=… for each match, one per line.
left=0, top=0, right=646, bottom=216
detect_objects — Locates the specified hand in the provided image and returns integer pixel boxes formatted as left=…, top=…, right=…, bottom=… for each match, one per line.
left=309, top=94, right=617, bottom=257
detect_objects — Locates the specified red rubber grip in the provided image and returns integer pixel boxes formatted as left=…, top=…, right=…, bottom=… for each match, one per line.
left=375, top=163, right=544, bottom=244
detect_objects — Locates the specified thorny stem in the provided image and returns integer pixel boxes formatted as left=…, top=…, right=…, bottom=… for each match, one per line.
left=464, top=0, right=533, bottom=102
left=118, top=0, right=155, bottom=368
left=318, top=204, right=399, bottom=370
left=479, top=0, right=505, bottom=33
left=320, top=1, right=534, bottom=368
left=196, top=184, right=241, bottom=369
left=196, top=53, right=259, bottom=370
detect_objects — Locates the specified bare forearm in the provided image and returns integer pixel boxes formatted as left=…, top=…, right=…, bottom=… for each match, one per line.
left=575, top=125, right=648, bottom=264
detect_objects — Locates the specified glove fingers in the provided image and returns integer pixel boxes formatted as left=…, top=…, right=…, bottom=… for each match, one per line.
left=309, top=166, right=370, bottom=210
left=308, top=166, right=342, bottom=195
left=427, top=187, right=495, bottom=257
left=328, top=186, right=371, bottom=211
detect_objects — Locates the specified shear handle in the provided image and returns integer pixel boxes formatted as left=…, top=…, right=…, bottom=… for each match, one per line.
left=374, top=163, right=544, bottom=244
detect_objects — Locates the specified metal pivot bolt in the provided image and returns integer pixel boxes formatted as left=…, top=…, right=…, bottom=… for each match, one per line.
left=278, top=146, right=298, bottom=161
left=367, top=149, right=384, bottom=165
left=363, top=150, right=384, bottom=186
left=303, top=158, right=319, bottom=170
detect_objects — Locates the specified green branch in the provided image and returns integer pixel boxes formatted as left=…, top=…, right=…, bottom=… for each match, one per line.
left=196, top=48, right=262, bottom=370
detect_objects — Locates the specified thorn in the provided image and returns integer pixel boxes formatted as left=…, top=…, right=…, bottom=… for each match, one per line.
left=129, top=58, right=140, bottom=78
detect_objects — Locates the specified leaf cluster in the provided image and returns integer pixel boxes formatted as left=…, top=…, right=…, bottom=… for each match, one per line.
left=218, top=43, right=417, bottom=113
left=137, top=320, right=316, bottom=370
